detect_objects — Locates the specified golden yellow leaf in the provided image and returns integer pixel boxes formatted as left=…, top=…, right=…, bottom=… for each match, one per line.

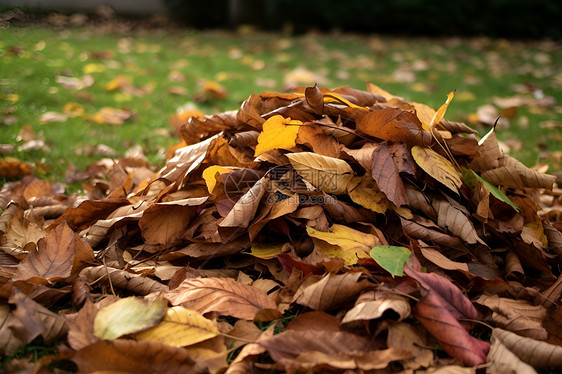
left=83, top=63, right=106, bottom=74
left=286, top=152, right=354, bottom=195
left=411, top=146, right=462, bottom=194
left=312, top=238, right=362, bottom=266
left=322, top=92, right=367, bottom=109
left=307, top=224, right=381, bottom=262
left=202, top=165, right=233, bottom=193
left=63, top=102, right=84, bottom=117
left=105, top=75, right=131, bottom=91
left=430, top=91, right=455, bottom=128
left=348, top=174, right=389, bottom=214
left=254, top=115, right=301, bottom=156
left=134, top=306, right=219, bottom=347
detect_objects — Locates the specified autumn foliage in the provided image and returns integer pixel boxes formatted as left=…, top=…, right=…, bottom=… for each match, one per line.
left=1, top=83, right=561, bottom=373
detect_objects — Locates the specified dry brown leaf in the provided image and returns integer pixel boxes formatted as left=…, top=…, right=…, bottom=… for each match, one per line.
left=79, top=265, right=167, bottom=295
left=294, top=272, right=371, bottom=311
left=475, top=294, right=548, bottom=340
left=164, top=277, right=277, bottom=320
left=9, top=287, right=68, bottom=345
left=296, top=123, right=340, bottom=158
left=342, top=290, right=411, bottom=323
left=0, top=302, right=25, bottom=356
left=432, top=197, right=484, bottom=245
left=481, top=156, right=556, bottom=190
left=371, top=142, right=409, bottom=206
left=388, top=322, right=434, bottom=370
left=356, top=105, right=432, bottom=146
left=15, top=221, right=94, bottom=283
left=491, top=327, right=562, bottom=369
left=71, top=339, right=197, bottom=373
left=487, top=334, right=537, bottom=374
left=219, top=176, right=268, bottom=228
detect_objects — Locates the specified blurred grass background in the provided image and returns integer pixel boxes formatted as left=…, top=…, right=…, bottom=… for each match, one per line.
left=1, top=23, right=561, bottom=188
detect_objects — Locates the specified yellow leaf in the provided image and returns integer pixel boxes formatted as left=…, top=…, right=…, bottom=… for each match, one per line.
left=94, top=297, right=167, bottom=340
left=83, top=63, right=106, bottom=74
left=62, top=102, right=84, bottom=117
left=105, top=75, right=131, bottom=91
left=248, top=242, right=285, bottom=259
left=0, top=93, right=19, bottom=103
left=430, top=91, right=455, bottom=128
left=254, top=115, right=301, bottom=157
left=134, top=306, right=219, bottom=347
left=348, top=175, right=389, bottom=214
left=322, top=92, right=368, bottom=109
left=312, top=238, right=363, bottom=266
left=202, top=165, right=233, bottom=193
left=286, top=152, right=354, bottom=195
left=411, top=146, right=462, bottom=194
left=411, top=102, right=435, bottom=130
left=307, top=224, right=381, bottom=263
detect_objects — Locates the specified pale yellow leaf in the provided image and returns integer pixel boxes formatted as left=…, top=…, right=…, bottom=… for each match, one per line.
left=134, top=306, right=218, bottom=347
left=94, top=297, right=167, bottom=340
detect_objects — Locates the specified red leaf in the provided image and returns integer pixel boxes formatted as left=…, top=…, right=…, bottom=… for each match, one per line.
left=404, top=265, right=477, bottom=322
left=277, top=253, right=322, bottom=277
left=415, top=290, right=489, bottom=366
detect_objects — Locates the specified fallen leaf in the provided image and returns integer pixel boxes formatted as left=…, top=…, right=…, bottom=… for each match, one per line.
left=490, top=327, right=562, bottom=369
left=254, top=115, right=301, bottom=157
left=72, top=339, right=196, bottom=373
left=294, top=272, right=371, bottom=311
left=15, top=221, right=94, bottom=283
left=164, top=277, right=277, bottom=320
left=370, top=245, right=411, bottom=277
left=286, top=152, right=354, bottom=195
left=371, top=142, right=409, bottom=206
left=411, top=145, right=462, bottom=193
left=94, top=296, right=167, bottom=340
left=134, top=306, right=219, bottom=347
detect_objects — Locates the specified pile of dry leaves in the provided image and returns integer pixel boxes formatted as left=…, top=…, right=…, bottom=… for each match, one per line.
left=1, top=83, right=561, bottom=373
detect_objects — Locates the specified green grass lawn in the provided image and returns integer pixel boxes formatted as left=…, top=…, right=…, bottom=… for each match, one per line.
left=1, top=24, right=561, bottom=188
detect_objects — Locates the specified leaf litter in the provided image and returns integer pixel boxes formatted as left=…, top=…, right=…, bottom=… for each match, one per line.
left=0, top=83, right=561, bottom=373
